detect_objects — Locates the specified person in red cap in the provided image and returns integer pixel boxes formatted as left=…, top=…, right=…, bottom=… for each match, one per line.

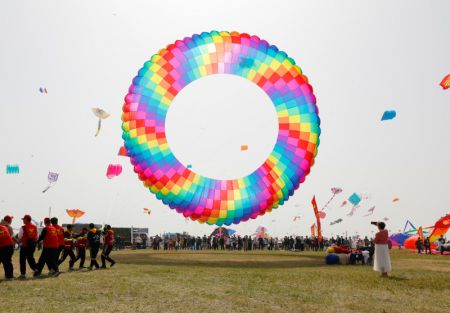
left=0, top=216, right=15, bottom=281
left=34, top=218, right=60, bottom=277
left=0, top=215, right=14, bottom=237
left=18, top=214, right=38, bottom=279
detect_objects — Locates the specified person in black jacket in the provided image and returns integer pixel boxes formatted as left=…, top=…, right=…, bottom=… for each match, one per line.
left=87, top=223, right=100, bottom=270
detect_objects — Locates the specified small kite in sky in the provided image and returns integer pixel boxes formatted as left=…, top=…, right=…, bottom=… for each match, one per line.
left=347, top=205, right=360, bottom=216
left=293, top=216, right=301, bottom=221
left=92, top=108, right=110, bottom=137
left=143, top=208, right=151, bottom=215
left=363, top=206, right=376, bottom=217
left=6, top=164, right=20, bottom=174
left=39, top=87, right=48, bottom=94
left=440, top=74, right=450, bottom=90
left=382, top=217, right=389, bottom=221
left=381, top=110, right=397, bottom=121
left=340, top=200, right=348, bottom=207
left=42, top=172, right=59, bottom=193
left=240, top=145, right=248, bottom=151
left=348, top=193, right=362, bottom=206
left=330, top=218, right=343, bottom=225
left=187, top=164, right=192, bottom=169
left=321, top=187, right=343, bottom=210
left=106, top=164, right=122, bottom=179
left=392, top=197, right=400, bottom=202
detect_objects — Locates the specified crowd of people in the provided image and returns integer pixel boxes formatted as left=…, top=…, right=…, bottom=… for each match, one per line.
left=0, top=215, right=116, bottom=281
left=147, top=233, right=374, bottom=252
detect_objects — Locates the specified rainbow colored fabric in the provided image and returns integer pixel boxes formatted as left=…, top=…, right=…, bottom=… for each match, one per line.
left=122, top=31, right=320, bottom=226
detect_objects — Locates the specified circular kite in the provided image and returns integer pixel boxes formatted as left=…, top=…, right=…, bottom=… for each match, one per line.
left=122, top=31, right=320, bottom=226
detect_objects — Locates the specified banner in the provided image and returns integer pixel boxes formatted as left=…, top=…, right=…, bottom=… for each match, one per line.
left=310, top=224, right=316, bottom=237
left=311, top=196, right=322, bottom=239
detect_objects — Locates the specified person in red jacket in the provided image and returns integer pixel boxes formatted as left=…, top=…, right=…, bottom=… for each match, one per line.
left=101, top=225, right=116, bottom=268
left=0, top=221, right=15, bottom=280
left=18, top=215, right=38, bottom=279
left=58, top=224, right=76, bottom=271
left=51, top=217, right=65, bottom=261
left=34, top=218, right=60, bottom=277
left=74, top=228, right=88, bottom=269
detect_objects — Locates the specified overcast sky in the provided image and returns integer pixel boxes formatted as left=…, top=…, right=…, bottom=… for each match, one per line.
left=0, top=0, right=449, bottom=237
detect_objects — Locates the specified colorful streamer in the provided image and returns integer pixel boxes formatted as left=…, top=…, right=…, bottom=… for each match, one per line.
left=122, top=31, right=321, bottom=226
left=311, top=196, right=322, bottom=239
left=106, top=164, right=122, bottom=179
left=6, top=164, right=20, bottom=174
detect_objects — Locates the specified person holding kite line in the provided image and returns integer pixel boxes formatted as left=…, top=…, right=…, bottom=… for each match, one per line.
left=372, top=221, right=391, bottom=277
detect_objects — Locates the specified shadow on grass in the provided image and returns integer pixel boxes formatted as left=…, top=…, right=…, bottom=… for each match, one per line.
left=115, top=251, right=330, bottom=269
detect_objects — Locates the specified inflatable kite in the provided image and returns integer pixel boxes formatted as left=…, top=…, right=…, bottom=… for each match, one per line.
left=330, top=218, right=343, bottom=225
left=6, top=164, right=19, bottom=174
left=381, top=110, right=396, bottom=121
left=39, top=87, right=48, bottom=94
left=92, top=108, right=110, bottom=137
left=121, top=31, right=321, bottom=226
left=66, top=209, right=85, bottom=224
left=440, top=74, right=450, bottom=90
left=106, top=164, right=122, bottom=179
left=42, top=172, right=59, bottom=193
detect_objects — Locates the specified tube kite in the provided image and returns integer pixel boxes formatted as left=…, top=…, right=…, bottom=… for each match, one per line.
left=66, top=209, right=85, bottom=224
left=106, top=164, right=122, bottom=179
left=6, top=164, right=19, bottom=174
left=121, top=31, right=320, bottom=226
left=440, top=74, right=450, bottom=90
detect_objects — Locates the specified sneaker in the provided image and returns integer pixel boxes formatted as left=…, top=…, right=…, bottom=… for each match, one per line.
left=33, top=271, right=42, bottom=277
left=51, top=271, right=61, bottom=277
left=18, top=274, right=26, bottom=280
left=5, top=277, right=15, bottom=281
left=87, top=267, right=93, bottom=271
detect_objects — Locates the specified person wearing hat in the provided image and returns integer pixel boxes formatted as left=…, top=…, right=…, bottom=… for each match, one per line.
left=0, top=215, right=14, bottom=237
left=34, top=218, right=60, bottom=277
left=58, top=224, right=76, bottom=271
left=87, top=223, right=101, bottom=270
left=18, top=214, right=38, bottom=279
left=0, top=216, right=15, bottom=280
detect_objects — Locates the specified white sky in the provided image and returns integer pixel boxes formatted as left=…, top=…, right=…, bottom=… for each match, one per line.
left=0, top=0, right=449, bottom=237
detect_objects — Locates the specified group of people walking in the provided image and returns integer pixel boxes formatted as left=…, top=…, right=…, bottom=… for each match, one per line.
left=0, top=214, right=116, bottom=281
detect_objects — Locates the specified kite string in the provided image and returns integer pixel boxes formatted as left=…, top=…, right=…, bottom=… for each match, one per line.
left=320, top=193, right=337, bottom=211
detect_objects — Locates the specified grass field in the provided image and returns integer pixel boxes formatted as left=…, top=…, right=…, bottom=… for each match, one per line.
left=0, top=249, right=449, bottom=313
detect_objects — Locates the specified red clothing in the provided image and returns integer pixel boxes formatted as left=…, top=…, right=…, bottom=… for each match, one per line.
left=76, top=235, right=87, bottom=248
left=21, top=222, right=38, bottom=247
left=374, top=229, right=389, bottom=244
left=43, top=225, right=59, bottom=248
left=0, top=225, right=14, bottom=247
left=104, top=230, right=115, bottom=246
left=54, top=224, right=65, bottom=246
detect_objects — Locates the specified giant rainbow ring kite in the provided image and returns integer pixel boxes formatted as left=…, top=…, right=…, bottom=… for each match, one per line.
left=122, top=31, right=320, bottom=226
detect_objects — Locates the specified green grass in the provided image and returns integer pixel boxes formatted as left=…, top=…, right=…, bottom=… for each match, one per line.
left=0, top=249, right=449, bottom=313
